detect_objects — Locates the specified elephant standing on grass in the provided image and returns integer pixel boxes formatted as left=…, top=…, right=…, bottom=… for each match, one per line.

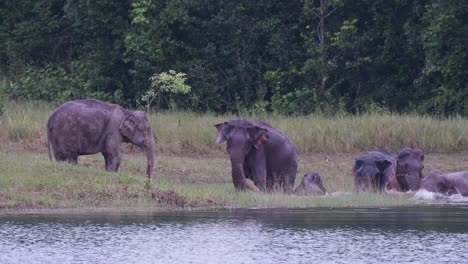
left=47, top=99, right=156, bottom=178
left=215, top=119, right=297, bottom=192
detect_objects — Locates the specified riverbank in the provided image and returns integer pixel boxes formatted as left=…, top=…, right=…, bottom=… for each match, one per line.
left=0, top=100, right=467, bottom=210
left=1, top=149, right=466, bottom=210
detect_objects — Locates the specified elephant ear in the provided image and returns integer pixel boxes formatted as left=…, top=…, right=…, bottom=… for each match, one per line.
left=376, top=159, right=393, bottom=173
left=119, top=114, right=137, bottom=141
left=353, top=159, right=364, bottom=174
left=414, top=148, right=424, bottom=161
left=248, top=126, right=269, bottom=149
left=214, top=122, right=229, bottom=144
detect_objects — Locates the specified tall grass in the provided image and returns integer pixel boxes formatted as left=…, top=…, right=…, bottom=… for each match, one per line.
left=0, top=100, right=466, bottom=153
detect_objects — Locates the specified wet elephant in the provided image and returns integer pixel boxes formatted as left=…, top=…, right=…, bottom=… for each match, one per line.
left=215, top=119, right=297, bottom=192
left=47, top=99, right=156, bottom=178
left=294, top=172, right=326, bottom=196
left=419, top=170, right=468, bottom=196
left=353, top=150, right=395, bottom=192
left=386, top=147, right=424, bottom=192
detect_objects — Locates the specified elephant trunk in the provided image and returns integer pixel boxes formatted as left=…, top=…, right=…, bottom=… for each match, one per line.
left=230, top=151, right=260, bottom=192
left=145, top=132, right=156, bottom=178
left=406, top=172, right=421, bottom=191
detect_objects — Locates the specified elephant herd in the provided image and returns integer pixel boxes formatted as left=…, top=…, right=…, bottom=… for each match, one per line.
left=47, top=99, right=467, bottom=198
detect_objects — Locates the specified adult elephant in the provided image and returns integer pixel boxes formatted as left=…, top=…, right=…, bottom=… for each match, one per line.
left=353, top=147, right=425, bottom=193
left=386, top=147, right=424, bottom=192
left=419, top=170, right=468, bottom=196
left=215, top=119, right=297, bottom=192
left=353, top=150, right=395, bottom=192
left=47, top=99, right=156, bottom=178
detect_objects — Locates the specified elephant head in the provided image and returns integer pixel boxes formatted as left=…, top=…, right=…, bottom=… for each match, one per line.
left=215, top=120, right=269, bottom=191
left=395, top=147, right=424, bottom=191
left=353, top=151, right=395, bottom=192
left=294, top=172, right=327, bottom=195
left=119, top=110, right=156, bottom=178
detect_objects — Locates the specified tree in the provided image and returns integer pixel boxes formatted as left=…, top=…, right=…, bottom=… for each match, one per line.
left=142, top=70, right=191, bottom=112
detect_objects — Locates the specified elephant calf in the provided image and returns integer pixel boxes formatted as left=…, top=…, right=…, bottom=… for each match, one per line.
left=294, top=172, right=326, bottom=196
left=47, top=99, right=156, bottom=178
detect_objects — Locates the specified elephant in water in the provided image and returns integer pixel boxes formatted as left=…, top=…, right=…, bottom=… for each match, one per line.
left=353, top=150, right=395, bottom=192
left=294, top=172, right=326, bottom=196
left=386, top=147, right=425, bottom=192
left=419, top=170, right=468, bottom=196
left=215, top=119, right=297, bottom=192
left=353, top=147, right=425, bottom=193
left=47, top=99, right=156, bottom=178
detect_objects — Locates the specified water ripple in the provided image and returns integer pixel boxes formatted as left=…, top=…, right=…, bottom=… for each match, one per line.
left=1, top=207, right=468, bottom=264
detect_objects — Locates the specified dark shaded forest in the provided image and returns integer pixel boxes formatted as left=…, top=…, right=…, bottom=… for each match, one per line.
left=0, top=0, right=466, bottom=115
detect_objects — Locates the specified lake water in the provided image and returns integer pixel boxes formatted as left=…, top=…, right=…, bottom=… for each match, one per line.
left=1, top=206, right=468, bottom=264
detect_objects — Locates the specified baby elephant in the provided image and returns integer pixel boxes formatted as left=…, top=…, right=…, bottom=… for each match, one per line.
left=294, top=172, right=327, bottom=196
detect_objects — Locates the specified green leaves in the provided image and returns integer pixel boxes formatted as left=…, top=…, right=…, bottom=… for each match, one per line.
left=0, top=0, right=466, bottom=116
left=142, top=70, right=191, bottom=112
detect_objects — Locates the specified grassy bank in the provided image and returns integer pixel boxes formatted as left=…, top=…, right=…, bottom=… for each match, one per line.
left=0, top=150, right=466, bottom=210
left=0, top=100, right=466, bottom=210
left=0, top=100, right=467, bottom=154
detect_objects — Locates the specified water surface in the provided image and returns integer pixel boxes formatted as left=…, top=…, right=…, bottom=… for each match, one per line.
left=1, top=206, right=468, bottom=263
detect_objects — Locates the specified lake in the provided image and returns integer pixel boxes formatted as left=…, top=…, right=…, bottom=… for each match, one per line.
left=1, top=206, right=468, bottom=263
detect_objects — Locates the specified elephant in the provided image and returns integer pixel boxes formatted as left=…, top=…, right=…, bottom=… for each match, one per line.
left=47, top=99, right=156, bottom=178
left=215, top=119, right=297, bottom=192
left=419, top=169, right=468, bottom=196
left=386, top=147, right=424, bottom=192
left=294, top=172, right=326, bottom=196
left=353, top=150, right=395, bottom=192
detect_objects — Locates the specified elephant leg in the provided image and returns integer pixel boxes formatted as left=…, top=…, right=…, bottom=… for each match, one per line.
left=280, top=166, right=297, bottom=194
left=66, top=153, right=78, bottom=164
left=55, top=152, right=66, bottom=162
left=246, top=151, right=267, bottom=191
left=103, top=136, right=123, bottom=172
left=68, top=156, right=78, bottom=164
left=102, top=152, right=111, bottom=170
left=105, top=151, right=122, bottom=172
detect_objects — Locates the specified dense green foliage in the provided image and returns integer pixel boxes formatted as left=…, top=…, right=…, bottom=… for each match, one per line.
left=0, top=0, right=466, bottom=115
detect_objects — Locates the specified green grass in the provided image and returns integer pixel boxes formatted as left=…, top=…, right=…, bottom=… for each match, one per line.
left=1, top=100, right=466, bottom=153
left=1, top=150, right=466, bottom=210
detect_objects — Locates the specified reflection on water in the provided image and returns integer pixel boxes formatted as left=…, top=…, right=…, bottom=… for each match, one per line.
left=1, top=206, right=468, bottom=264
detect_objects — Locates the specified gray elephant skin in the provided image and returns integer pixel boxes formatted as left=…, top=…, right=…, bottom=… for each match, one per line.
left=294, top=172, right=326, bottom=196
left=353, top=150, right=395, bottom=192
left=386, top=147, right=424, bottom=192
left=47, top=99, right=156, bottom=178
left=353, top=147, right=424, bottom=192
left=215, top=119, right=297, bottom=192
left=420, top=169, right=468, bottom=196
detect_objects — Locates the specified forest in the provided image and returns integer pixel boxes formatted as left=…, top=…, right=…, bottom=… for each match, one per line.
left=0, top=0, right=466, bottom=115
